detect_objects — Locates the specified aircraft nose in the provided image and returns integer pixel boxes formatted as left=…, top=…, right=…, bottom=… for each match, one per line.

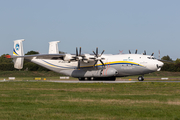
left=156, top=61, right=164, bottom=71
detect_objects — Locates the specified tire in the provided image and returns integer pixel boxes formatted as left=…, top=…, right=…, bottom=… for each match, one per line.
left=90, top=77, right=94, bottom=81
left=111, top=77, right=116, bottom=81
left=138, top=76, right=144, bottom=81
left=78, top=77, right=85, bottom=81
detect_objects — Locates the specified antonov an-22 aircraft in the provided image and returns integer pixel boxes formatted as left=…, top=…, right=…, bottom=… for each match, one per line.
left=7, top=39, right=164, bottom=81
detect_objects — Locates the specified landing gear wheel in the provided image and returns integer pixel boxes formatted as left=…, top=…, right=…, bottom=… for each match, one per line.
left=138, top=76, right=144, bottom=81
left=90, top=77, right=94, bottom=81
left=78, top=77, right=85, bottom=81
left=86, top=77, right=92, bottom=81
left=108, top=77, right=116, bottom=81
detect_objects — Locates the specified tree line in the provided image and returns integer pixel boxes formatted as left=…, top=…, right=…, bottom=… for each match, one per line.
left=161, top=55, right=180, bottom=72
left=0, top=51, right=49, bottom=71
left=0, top=51, right=180, bottom=72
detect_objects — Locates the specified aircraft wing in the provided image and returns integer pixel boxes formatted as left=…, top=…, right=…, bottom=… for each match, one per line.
left=6, top=54, right=66, bottom=60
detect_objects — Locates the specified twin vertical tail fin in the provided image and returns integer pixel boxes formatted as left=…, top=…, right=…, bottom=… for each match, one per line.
left=49, top=41, right=60, bottom=54
left=13, top=39, right=25, bottom=69
left=12, top=40, right=60, bottom=69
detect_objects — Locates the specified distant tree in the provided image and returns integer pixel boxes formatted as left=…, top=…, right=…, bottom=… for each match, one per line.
left=175, top=58, right=180, bottom=64
left=161, top=55, right=173, bottom=62
left=24, top=51, right=39, bottom=64
left=0, top=54, right=14, bottom=71
left=161, top=56, right=180, bottom=72
left=59, top=51, right=66, bottom=54
left=25, top=51, right=39, bottom=55
left=24, top=50, right=39, bottom=63
left=0, top=54, right=13, bottom=64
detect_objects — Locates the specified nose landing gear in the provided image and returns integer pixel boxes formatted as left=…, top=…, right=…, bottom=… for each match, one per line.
left=138, top=76, right=144, bottom=81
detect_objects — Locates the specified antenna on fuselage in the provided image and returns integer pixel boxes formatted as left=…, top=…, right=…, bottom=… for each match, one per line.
left=129, top=50, right=131, bottom=54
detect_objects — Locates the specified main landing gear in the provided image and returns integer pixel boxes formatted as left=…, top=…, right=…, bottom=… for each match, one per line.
left=78, top=77, right=116, bottom=81
left=138, top=76, right=144, bottom=81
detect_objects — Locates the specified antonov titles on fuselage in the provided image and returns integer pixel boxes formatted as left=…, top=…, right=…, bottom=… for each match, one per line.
left=7, top=39, right=164, bottom=81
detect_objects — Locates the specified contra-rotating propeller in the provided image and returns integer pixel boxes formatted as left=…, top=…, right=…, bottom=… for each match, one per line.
left=90, top=47, right=105, bottom=68
left=70, top=47, right=86, bottom=69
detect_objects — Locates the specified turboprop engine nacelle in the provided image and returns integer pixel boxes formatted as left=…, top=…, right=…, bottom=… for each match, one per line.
left=83, top=54, right=94, bottom=62
left=63, top=54, right=73, bottom=61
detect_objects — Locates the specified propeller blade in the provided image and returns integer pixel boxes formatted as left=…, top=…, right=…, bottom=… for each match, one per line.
left=92, top=48, right=106, bottom=68
left=78, top=60, right=80, bottom=69
left=96, top=47, right=98, bottom=57
left=129, top=50, right=131, bottom=54
left=75, top=47, right=83, bottom=69
left=70, top=58, right=75, bottom=61
left=143, top=50, right=146, bottom=55
left=151, top=53, right=154, bottom=56
left=101, top=50, right=105, bottom=56
left=76, top=47, right=78, bottom=56
left=79, top=47, right=81, bottom=56
left=93, top=60, right=98, bottom=67
left=93, top=51, right=96, bottom=56
left=135, top=49, right=137, bottom=54
left=100, top=60, right=105, bottom=67
left=156, top=64, right=160, bottom=69
left=89, top=57, right=96, bottom=60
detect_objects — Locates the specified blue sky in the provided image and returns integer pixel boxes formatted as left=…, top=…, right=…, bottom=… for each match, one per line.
left=0, top=0, right=180, bottom=60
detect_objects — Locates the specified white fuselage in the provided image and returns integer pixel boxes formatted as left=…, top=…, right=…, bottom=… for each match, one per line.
left=28, top=54, right=164, bottom=77
left=11, top=39, right=164, bottom=80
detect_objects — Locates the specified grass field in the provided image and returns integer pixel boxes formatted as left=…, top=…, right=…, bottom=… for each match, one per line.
left=0, top=71, right=69, bottom=80
left=0, top=81, right=180, bottom=120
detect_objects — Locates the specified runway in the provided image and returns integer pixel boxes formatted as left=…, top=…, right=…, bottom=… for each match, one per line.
left=49, top=80, right=180, bottom=83
left=1, top=79, right=180, bottom=83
